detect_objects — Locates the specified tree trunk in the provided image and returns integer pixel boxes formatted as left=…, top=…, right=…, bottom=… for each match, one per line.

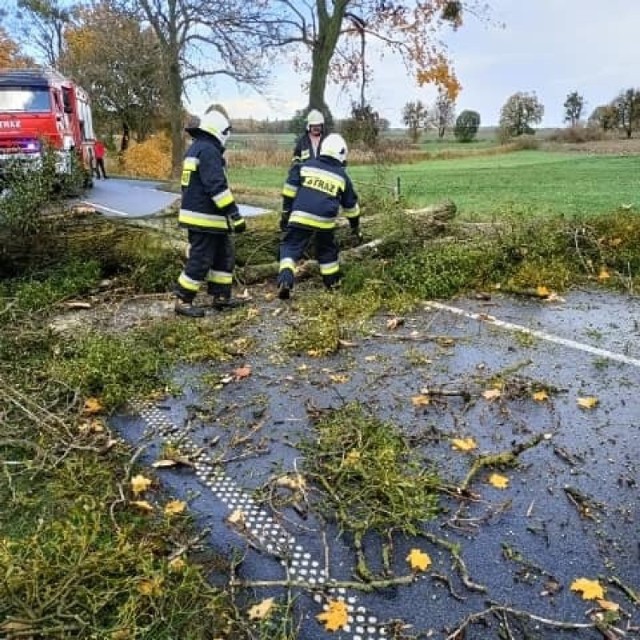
left=167, top=55, right=185, bottom=178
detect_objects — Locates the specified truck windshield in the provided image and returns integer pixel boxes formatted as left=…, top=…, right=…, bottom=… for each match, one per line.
left=0, top=87, right=51, bottom=112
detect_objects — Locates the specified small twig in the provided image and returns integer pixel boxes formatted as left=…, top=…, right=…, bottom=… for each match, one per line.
left=431, top=573, right=466, bottom=601
left=230, top=574, right=415, bottom=593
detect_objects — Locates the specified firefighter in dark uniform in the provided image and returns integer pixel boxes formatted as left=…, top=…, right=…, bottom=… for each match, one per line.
left=277, top=133, right=361, bottom=299
left=174, top=110, right=247, bottom=317
left=281, top=109, right=326, bottom=222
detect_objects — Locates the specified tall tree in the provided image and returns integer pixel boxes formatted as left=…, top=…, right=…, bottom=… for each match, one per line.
left=402, top=100, right=428, bottom=142
left=499, top=92, right=544, bottom=138
left=431, top=88, right=455, bottom=138
left=128, top=0, right=276, bottom=176
left=454, top=109, right=480, bottom=142
left=62, top=1, right=164, bottom=148
left=588, top=105, right=618, bottom=132
left=613, top=88, right=640, bottom=139
left=270, top=1, right=484, bottom=118
left=0, top=26, right=34, bottom=68
left=563, top=91, right=584, bottom=127
left=15, top=0, right=73, bottom=67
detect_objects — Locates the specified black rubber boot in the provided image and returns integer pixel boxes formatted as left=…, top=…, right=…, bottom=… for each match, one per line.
left=211, top=296, right=248, bottom=310
left=278, top=283, right=291, bottom=300
left=174, top=299, right=205, bottom=318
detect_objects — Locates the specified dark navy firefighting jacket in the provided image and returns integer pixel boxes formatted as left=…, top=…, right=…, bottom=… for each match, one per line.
left=286, top=156, right=360, bottom=231
left=178, top=132, right=244, bottom=234
left=282, top=132, right=325, bottom=199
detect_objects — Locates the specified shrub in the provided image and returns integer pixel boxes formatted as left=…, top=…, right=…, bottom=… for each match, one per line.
left=454, top=110, right=481, bottom=142
left=121, top=133, right=172, bottom=179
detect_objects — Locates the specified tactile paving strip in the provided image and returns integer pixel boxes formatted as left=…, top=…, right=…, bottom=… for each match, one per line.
left=136, top=403, right=388, bottom=640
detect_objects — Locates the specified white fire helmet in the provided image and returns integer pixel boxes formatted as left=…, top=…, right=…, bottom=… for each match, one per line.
left=319, top=133, right=348, bottom=164
left=306, top=109, right=325, bottom=129
left=191, top=110, right=232, bottom=147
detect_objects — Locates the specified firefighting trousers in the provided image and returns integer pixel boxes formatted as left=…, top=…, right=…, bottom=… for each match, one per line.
left=278, top=226, right=340, bottom=290
left=175, top=230, right=234, bottom=302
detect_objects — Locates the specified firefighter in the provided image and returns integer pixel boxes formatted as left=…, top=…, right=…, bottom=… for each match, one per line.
left=174, top=110, right=247, bottom=318
left=277, top=133, right=361, bottom=300
left=281, top=109, right=327, bottom=222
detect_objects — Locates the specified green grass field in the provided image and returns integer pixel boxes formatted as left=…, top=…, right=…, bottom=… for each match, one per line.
left=229, top=150, right=640, bottom=220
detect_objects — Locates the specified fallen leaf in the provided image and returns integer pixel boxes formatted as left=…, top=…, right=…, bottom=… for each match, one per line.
left=489, top=473, right=509, bottom=489
left=316, top=600, right=349, bottom=632
left=406, top=548, right=432, bottom=572
left=219, top=374, right=234, bottom=385
left=532, top=390, right=549, bottom=402
left=78, top=418, right=105, bottom=434
left=263, top=292, right=276, bottom=302
left=344, top=450, right=361, bottom=467
left=83, top=397, right=103, bottom=415
left=411, top=394, right=431, bottom=407
left=164, top=500, right=187, bottom=516
left=386, top=316, right=404, bottom=330
left=248, top=597, right=275, bottom=621
left=338, top=339, right=358, bottom=348
left=130, top=500, right=154, bottom=512
left=609, top=237, right=623, bottom=247
left=577, top=396, right=599, bottom=410
left=275, top=473, right=307, bottom=492
left=233, top=365, right=252, bottom=380
left=596, top=599, right=620, bottom=612
left=364, top=355, right=378, bottom=362
left=168, top=557, right=186, bottom=572
left=482, top=388, right=502, bottom=401
left=329, top=373, right=350, bottom=384
left=597, top=268, right=611, bottom=281
left=536, top=285, right=551, bottom=298
left=570, top=578, right=605, bottom=600
left=137, top=577, right=163, bottom=596
left=228, top=509, right=246, bottom=526
left=131, top=474, right=152, bottom=496
left=452, top=437, right=477, bottom=452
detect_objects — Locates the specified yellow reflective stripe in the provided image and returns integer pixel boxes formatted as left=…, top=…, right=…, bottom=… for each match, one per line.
left=300, top=149, right=310, bottom=160
left=178, top=272, right=202, bottom=292
left=178, top=209, right=228, bottom=229
left=207, top=270, right=233, bottom=285
left=319, top=261, right=340, bottom=275
left=279, top=258, right=296, bottom=272
left=232, top=217, right=245, bottom=229
left=183, top=158, right=199, bottom=171
left=300, top=166, right=344, bottom=196
left=212, top=188, right=235, bottom=208
left=342, top=204, right=360, bottom=218
left=289, top=211, right=336, bottom=230
left=282, top=183, right=297, bottom=198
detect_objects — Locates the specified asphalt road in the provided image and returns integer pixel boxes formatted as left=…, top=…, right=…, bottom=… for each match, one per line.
left=80, top=177, right=268, bottom=218
left=111, top=288, right=640, bottom=640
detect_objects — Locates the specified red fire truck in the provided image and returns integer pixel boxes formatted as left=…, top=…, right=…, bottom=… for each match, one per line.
left=0, top=68, right=95, bottom=187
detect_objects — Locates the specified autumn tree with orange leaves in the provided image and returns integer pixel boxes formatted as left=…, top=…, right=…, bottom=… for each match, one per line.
left=270, top=0, right=485, bottom=121
left=0, top=27, right=33, bottom=69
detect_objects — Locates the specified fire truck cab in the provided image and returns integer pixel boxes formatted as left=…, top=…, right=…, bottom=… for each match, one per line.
left=0, top=68, right=95, bottom=187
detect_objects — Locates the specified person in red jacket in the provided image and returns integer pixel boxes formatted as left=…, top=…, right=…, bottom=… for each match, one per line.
left=94, top=140, right=108, bottom=179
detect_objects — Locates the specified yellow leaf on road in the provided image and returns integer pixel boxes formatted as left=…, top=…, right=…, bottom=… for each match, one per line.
left=452, top=437, right=477, bottom=452
left=577, top=396, right=599, bottom=409
left=316, top=600, right=349, bottom=632
left=597, top=268, right=611, bottom=281
left=482, top=388, right=502, bottom=401
left=248, top=597, right=275, bottom=621
left=228, top=509, right=246, bottom=526
left=411, top=394, right=431, bottom=407
left=164, top=500, right=186, bottom=516
left=536, top=285, right=550, bottom=298
left=406, top=548, right=432, bottom=572
left=489, top=473, right=509, bottom=489
left=275, top=473, right=307, bottom=492
left=532, top=390, right=549, bottom=402
left=570, top=578, right=605, bottom=600
left=131, top=474, right=152, bottom=495
left=329, top=373, right=350, bottom=384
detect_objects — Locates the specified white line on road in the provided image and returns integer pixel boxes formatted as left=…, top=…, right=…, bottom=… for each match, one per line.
left=426, top=300, right=640, bottom=369
left=79, top=200, right=129, bottom=217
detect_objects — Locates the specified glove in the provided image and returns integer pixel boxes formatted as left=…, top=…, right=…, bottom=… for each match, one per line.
left=280, top=209, right=291, bottom=232
left=229, top=207, right=247, bottom=234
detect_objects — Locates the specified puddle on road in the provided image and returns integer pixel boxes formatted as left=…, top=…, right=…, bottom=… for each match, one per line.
left=112, top=289, right=640, bottom=639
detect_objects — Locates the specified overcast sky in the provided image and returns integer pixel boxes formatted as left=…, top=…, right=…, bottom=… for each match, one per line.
left=190, top=0, right=640, bottom=128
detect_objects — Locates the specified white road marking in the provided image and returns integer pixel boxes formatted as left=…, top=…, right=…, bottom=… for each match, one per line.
left=79, top=200, right=129, bottom=217
left=426, top=301, right=640, bottom=369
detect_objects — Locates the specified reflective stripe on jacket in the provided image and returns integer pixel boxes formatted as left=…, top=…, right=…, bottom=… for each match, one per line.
left=282, top=132, right=325, bottom=198
left=286, top=156, right=359, bottom=230
left=179, top=133, right=236, bottom=233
